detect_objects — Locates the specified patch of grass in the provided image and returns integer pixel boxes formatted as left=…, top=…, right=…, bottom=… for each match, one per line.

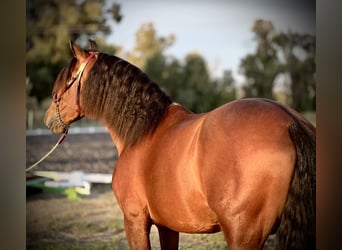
left=178, top=232, right=227, bottom=250
left=27, top=242, right=126, bottom=250
left=27, top=188, right=228, bottom=249
left=49, top=219, right=123, bottom=235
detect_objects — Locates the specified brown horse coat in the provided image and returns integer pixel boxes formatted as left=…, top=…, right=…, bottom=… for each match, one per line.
left=44, top=40, right=316, bottom=250
left=112, top=100, right=297, bottom=249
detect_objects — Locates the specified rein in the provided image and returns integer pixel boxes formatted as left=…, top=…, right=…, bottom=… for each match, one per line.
left=26, top=52, right=97, bottom=172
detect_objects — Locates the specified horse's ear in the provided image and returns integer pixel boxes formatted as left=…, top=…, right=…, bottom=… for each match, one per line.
left=88, top=39, right=98, bottom=51
left=69, top=40, right=88, bottom=61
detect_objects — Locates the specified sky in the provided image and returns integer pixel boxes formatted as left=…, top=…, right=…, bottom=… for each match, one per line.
left=107, top=0, right=315, bottom=82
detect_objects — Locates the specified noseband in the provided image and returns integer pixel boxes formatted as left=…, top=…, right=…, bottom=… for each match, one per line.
left=53, top=52, right=98, bottom=132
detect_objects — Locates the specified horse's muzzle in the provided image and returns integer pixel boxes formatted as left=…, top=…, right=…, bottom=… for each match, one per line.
left=44, top=114, right=66, bottom=134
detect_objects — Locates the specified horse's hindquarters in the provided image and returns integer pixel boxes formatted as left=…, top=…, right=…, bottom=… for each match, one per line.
left=197, top=99, right=297, bottom=248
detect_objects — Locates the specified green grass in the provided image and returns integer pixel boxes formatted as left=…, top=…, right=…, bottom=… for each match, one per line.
left=27, top=188, right=227, bottom=249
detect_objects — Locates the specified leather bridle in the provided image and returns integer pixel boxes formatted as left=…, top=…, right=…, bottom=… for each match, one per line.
left=53, top=52, right=98, bottom=132
left=26, top=51, right=98, bottom=172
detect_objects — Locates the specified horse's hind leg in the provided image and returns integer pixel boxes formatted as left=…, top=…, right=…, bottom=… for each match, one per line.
left=156, top=225, right=179, bottom=250
left=218, top=218, right=267, bottom=250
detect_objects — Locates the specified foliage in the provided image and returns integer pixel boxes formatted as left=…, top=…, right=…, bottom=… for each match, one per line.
left=26, top=0, right=122, bottom=103
left=27, top=186, right=227, bottom=249
left=240, top=19, right=315, bottom=111
left=240, top=20, right=279, bottom=99
left=27, top=5, right=315, bottom=124
left=273, top=32, right=316, bottom=111
left=131, top=23, right=237, bottom=113
left=176, top=53, right=236, bottom=113
left=127, top=22, right=175, bottom=69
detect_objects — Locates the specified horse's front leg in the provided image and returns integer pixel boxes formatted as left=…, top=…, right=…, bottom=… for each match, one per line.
left=156, top=225, right=179, bottom=250
left=123, top=212, right=152, bottom=250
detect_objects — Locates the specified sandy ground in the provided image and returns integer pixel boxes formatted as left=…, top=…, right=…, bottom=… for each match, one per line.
left=26, top=131, right=227, bottom=249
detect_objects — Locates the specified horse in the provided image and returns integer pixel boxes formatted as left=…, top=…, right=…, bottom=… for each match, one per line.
left=44, top=40, right=316, bottom=250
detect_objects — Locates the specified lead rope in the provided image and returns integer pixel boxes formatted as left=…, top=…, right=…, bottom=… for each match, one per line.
left=25, top=131, right=68, bottom=172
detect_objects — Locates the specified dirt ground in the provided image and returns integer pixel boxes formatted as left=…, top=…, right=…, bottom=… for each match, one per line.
left=26, top=130, right=227, bottom=249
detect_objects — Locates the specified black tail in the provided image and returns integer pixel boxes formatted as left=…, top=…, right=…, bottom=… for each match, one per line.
left=274, top=117, right=316, bottom=249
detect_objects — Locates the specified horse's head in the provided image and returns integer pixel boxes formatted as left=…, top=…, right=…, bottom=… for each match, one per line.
left=44, top=40, right=98, bottom=134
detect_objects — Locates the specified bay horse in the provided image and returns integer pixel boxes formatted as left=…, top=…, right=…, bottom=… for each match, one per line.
left=44, top=40, right=315, bottom=249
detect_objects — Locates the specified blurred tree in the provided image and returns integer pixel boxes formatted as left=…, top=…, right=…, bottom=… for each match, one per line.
left=212, top=69, right=237, bottom=107
left=128, top=22, right=175, bottom=69
left=131, top=23, right=237, bottom=113
left=178, top=54, right=237, bottom=113
left=240, top=19, right=279, bottom=100
left=273, top=32, right=316, bottom=111
left=129, top=22, right=236, bottom=113
left=240, top=19, right=315, bottom=112
left=26, top=0, right=122, bottom=102
left=181, top=53, right=212, bottom=112
left=147, top=56, right=185, bottom=98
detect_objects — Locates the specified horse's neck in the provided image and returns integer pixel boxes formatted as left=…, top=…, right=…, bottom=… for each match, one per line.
left=106, top=126, right=124, bottom=155
left=105, top=103, right=192, bottom=155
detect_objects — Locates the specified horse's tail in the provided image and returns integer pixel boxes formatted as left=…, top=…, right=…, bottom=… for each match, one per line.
left=274, top=109, right=316, bottom=249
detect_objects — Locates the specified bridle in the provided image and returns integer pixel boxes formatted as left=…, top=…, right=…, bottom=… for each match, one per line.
left=25, top=52, right=98, bottom=172
left=53, top=52, right=98, bottom=132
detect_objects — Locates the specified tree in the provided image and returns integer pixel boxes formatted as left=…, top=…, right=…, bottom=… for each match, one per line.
left=129, top=22, right=236, bottom=113
left=26, top=0, right=122, bottom=102
left=147, top=51, right=236, bottom=113
left=180, top=53, right=212, bottom=112
left=147, top=55, right=185, bottom=99
left=273, top=32, right=315, bottom=111
left=240, top=20, right=280, bottom=99
left=128, top=22, right=175, bottom=70
left=240, top=19, right=315, bottom=112
left=212, top=69, right=237, bottom=106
